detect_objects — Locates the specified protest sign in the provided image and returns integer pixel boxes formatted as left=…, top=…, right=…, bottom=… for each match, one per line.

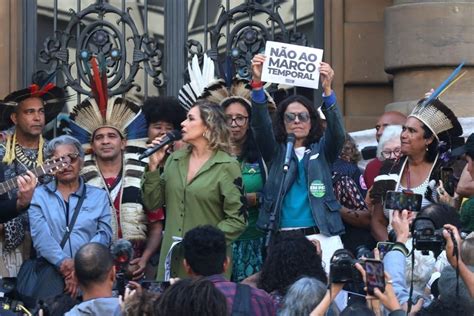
left=261, top=41, right=323, bottom=89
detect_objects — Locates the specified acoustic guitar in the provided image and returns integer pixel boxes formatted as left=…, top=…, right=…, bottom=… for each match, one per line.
left=0, top=155, right=72, bottom=195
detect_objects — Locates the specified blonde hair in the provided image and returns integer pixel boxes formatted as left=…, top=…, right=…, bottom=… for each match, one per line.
left=193, top=100, right=231, bottom=153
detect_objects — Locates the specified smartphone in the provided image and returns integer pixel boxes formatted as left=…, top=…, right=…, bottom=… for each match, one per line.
left=440, top=167, right=455, bottom=196
left=364, top=259, right=385, bottom=295
left=384, top=190, right=422, bottom=212
left=376, top=242, right=394, bottom=259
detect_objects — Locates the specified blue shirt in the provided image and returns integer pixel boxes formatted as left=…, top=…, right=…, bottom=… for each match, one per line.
left=384, top=250, right=409, bottom=305
left=281, top=159, right=316, bottom=228
left=28, top=177, right=112, bottom=267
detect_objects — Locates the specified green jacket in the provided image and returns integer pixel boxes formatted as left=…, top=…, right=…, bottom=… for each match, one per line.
left=141, top=149, right=247, bottom=280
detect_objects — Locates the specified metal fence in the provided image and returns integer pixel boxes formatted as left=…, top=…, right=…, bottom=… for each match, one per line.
left=31, top=0, right=324, bottom=106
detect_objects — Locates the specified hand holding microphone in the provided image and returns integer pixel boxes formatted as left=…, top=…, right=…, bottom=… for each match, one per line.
left=140, top=130, right=182, bottom=171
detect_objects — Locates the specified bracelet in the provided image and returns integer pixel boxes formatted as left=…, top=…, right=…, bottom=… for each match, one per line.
left=250, top=80, right=264, bottom=89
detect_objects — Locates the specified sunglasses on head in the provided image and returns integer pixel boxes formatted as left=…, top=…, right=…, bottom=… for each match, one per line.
left=284, top=112, right=310, bottom=123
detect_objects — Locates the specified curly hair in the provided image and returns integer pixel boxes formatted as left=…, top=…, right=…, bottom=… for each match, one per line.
left=123, top=290, right=160, bottom=316
left=274, top=95, right=324, bottom=146
left=340, top=133, right=362, bottom=163
left=192, top=100, right=231, bottom=153
left=221, top=97, right=260, bottom=163
left=155, top=278, right=227, bottom=316
left=182, top=225, right=227, bottom=276
left=142, top=96, right=186, bottom=129
left=257, top=233, right=327, bottom=295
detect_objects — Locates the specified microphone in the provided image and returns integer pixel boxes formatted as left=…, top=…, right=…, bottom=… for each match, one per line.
left=283, top=133, right=296, bottom=172
left=139, top=130, right=182, bottom=160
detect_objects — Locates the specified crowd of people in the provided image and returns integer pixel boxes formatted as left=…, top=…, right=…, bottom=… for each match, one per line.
left=0, top=52, right=472, bottom=316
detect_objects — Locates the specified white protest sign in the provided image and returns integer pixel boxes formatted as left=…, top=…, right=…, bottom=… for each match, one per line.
left=261, top=41, right=324, bottom=89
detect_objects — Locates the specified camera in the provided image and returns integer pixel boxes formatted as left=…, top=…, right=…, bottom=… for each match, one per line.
left=330, top=249, right=363, bottom=284
left=111, top=239, right=134, bottom=296
left=354, top=245, right=373, bottom=260
left=412, top=217, right=445, bottom=256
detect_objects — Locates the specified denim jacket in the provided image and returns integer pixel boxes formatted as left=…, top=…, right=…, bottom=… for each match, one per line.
left=251, top=93, right=346, bottom=236
left=28, top=177, right=113, bottom=267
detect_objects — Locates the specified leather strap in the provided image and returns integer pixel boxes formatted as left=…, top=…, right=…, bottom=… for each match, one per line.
left=59, top=185, right=87, bottom=249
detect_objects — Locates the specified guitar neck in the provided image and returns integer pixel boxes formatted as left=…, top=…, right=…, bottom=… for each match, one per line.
left=0, top=165, right=47, bottom=196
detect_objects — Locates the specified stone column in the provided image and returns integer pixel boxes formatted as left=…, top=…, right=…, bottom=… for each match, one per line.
left=384, top=0, right=474, bottom=117
left=0, top=0, right=23, bottom=97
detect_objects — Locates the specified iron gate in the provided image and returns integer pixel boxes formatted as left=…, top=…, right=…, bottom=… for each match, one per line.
left=31, top=0, right=324, bottom=114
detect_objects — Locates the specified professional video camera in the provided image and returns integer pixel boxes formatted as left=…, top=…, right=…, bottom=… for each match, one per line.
left=111, top=239, right=171, bottom=296
left=412, top=217, right=445, bottom=256
left=0, top=278, right=30, bottom=315
left=354, top=245, right=374, bottom=260
left=111, top=239, right=134, bottom=296
left=329, top=249, right=363, bottom=284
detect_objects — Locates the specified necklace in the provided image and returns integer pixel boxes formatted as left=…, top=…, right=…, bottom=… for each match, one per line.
left=14, top=144, right=38, bottom=169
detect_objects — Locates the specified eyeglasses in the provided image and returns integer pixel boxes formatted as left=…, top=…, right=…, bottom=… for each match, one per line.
left=381, top=148, right=401, bottom=159
left=68, top=152, right=80, bottom=163
left=226, top=115, right=248, bottom=127
left=284, top=112, right=310, bottom=123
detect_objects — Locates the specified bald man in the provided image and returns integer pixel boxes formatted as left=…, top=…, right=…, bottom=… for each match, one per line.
left=364, top=111, right=407, bottom=188
left=375, top=111, right=407, bottom=143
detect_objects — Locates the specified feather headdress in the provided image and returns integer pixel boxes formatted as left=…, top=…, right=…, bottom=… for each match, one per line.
left=199, top=78, right=276, bottom=111
left=409, top=98, right=462, bottom=141
left=409, top=62, right=465, bottom=141
left=0, top=83, right=66, bottom=131
left=178, top=53, right=216, bottom=110
left=68, top=56, right=146, bottom=144
left=68, top=97, right=147, bottom=144
left=178, top=54, right=275, bottom=111
left=0, top=77, right=66, bottom=165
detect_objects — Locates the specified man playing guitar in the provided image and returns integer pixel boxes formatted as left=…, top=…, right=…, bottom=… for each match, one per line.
left=0, top=82, right=66, bottom=277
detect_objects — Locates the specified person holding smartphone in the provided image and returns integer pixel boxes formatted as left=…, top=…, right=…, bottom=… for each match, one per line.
left=370, top=95, right=463, bottom=241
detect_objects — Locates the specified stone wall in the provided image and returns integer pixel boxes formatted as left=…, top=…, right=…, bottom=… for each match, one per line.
left=385, top=1, right=474, bottom=116
left=325, top=0, right=394, bottom=132
left=0, top=0, right=22, bottom=98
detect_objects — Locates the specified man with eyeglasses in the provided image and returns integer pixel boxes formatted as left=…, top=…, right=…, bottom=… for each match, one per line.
left=0, top=83, right=65, bottom=278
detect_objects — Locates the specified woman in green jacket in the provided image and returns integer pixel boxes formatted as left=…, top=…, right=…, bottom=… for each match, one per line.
left=141, top=100, right=247, bottom=280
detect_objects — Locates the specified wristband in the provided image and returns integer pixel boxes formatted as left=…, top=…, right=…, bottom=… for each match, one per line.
left=250, top=80, right=264, bottom=89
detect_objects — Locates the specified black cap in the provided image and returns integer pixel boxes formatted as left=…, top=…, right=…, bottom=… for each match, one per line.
left=451, top=133, right=474, bottom=158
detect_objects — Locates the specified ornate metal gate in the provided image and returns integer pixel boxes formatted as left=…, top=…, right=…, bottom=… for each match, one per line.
left=33, top=0, right=324, bottom=109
